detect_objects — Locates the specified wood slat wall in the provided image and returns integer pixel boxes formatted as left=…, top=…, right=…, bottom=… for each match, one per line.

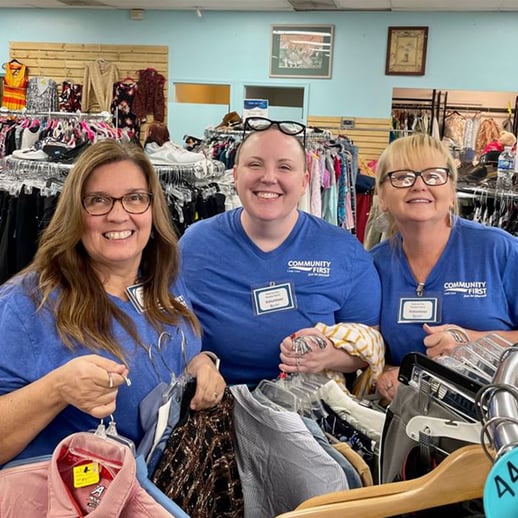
left=308, top=115, right=391, bottom=163
left=9, top=42, right=169, bottom=137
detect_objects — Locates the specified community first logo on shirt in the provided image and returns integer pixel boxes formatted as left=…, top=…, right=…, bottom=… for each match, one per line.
left=443, top=280, right=487, bottom=298
left=287, top=260, right=331, bottom=277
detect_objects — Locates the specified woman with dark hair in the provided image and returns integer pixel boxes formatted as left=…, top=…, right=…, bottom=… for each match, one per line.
left=180, top=118, right=381, bottom=387
left=144, top=121, right=170, bottom=147
left=0, top=139, right=224, bottom=465
left=144, top=121, right=206, bottom=165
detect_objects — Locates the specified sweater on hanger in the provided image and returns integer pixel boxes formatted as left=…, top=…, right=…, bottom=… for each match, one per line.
left=82, top=59, right=120, bottom=113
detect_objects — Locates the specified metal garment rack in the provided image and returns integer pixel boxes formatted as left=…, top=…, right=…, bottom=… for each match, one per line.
left=0, top=108, right=111, bottom=120
left=391, top=89, right=441, bottom=136
left=204, top=126, right=333, bottom=142
left=486, top=348, right=518, bottom=456
left=392, top=90, right=518, bottom=139
left=440, top=91, right=517, bottom=139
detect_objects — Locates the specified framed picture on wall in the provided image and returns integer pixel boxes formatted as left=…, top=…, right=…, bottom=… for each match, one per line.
left=270, top=24, right=335, bottom=79
left=385, top=26, right=428, bottom=76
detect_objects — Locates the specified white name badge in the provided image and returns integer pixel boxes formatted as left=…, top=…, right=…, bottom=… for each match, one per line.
left=252, top=282, right=296, bottom=316
left=398, top=297, right=439, bottom=323
left=126, top=282, right=146, bottom=313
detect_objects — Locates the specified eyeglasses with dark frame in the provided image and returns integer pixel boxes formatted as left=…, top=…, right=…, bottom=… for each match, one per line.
left=383, top=167, right=450, bottom=188
left=243, top=116, right=307, bottom=148
left=82, top=192, right=153, bottom=216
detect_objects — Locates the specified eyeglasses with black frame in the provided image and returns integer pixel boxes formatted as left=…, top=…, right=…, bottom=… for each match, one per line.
left=383, top=167, right=450, bottom=188
left=243, top=116, right=307, bottom=148
left=82, top=192, right=153, bottom=216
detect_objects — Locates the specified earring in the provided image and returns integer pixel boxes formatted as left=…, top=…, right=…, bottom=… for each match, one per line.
left=449, top=208, right=455, bottom=227
left=373, top=212, right=390, bottom=233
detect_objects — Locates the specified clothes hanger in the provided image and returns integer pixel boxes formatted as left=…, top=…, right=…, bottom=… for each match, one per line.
left=406, top=415, right=483, bottom=444
left=93, top=415, right=137, bottom=456
left=275, top=445, right=490, bottom=518
left=399, top=352, right=483, bottom=399
left=120, top=75, right=136, bottom=83
left=254, top=377, right=300, bottom=413
left=253, top=372, right=329, bottom=418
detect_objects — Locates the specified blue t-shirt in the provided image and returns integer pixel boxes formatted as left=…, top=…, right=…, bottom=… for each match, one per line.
left=179, top=208, right=381, bottom=385
left=0, top=272, right=201, bottom=462
left=370, top=217, right=518, bottom=365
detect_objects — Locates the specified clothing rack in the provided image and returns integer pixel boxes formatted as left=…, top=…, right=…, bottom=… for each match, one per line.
left=391, top=89, right=441, bottom=135
left=204, top=126, right=334, bottom=141
left=440, top=91, right=517, bottom=139
left=204, top=127, right=243, bottom=140
left=487, top=347, right=518, bottom=456
left=154, top=160, right=226, bottom=186
left=443, top=104, right=511, bottom=114
left=309, top=125, right=388, bottom=134
left=2, top=156, right=71, bottom=182
left=0, top=108, right=111, bottom=120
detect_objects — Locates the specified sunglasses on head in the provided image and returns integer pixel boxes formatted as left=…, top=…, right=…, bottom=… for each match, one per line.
left=243, top=117, right=306, bottom=148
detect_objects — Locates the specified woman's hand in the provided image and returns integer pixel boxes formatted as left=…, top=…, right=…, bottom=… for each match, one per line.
left=0, top=354, right=129, bottom=464
left=376, top=366, right=399, bottom=402
left=56, top=355, right=129, bottom=419
left=423, top=323, right=470, bottom=358
left=187, top=353, right=226, bottom=411
left=279, top=327, right=366, bottom=374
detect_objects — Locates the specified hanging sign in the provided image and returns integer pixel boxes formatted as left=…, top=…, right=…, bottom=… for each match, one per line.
left=340, top=117, right=356, bottom=129
left=484, top=447, right=518, bottom=517
left=243, top=99, right=269, bottom=120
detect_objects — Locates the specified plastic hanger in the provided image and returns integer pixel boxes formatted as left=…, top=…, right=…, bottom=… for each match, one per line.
left=399, top=352, right=483, bottom=398
left=93, top=415, right=137, bottom=456
left=406, top=415, right=483, bottom=444
left=254, top=378, right=299, bottom=413
left=254, top=371, right=329, bottom=419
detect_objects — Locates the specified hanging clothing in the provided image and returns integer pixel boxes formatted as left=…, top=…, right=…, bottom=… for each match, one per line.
left=82, top=58, right=120, bottom=112
left=443, top=112, right=466, bottom=149
left=133, top=68, right=165, bottom=123
left=475, top=118, right=501, bottom=157
left=321, top=152, right=338, bottom=226
left=152, top=381, right=244, bottom=518
left=111, top=79, right=140, bottom=137
left=26, top=77, right=58, bottom=112
left=1, top=61, right=28, bottom=110
left=230, top=384, right=348, bottom=518
left=355, top=192, right=372, bottom=244
left=59, top=81, right=83, bottom=112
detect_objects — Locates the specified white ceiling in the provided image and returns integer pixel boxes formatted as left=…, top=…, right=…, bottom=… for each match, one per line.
left=2, top=0, right=518, bottom=11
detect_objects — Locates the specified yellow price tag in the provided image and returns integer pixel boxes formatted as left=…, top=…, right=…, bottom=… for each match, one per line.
left=73, top=462, right=100, bottom=488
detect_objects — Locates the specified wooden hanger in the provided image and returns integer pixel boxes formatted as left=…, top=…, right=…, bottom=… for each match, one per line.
left=276, top=445, right=491, bottom=518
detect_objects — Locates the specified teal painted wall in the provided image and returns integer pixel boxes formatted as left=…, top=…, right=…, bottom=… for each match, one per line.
left=0, top=8, right=516, bottom=142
